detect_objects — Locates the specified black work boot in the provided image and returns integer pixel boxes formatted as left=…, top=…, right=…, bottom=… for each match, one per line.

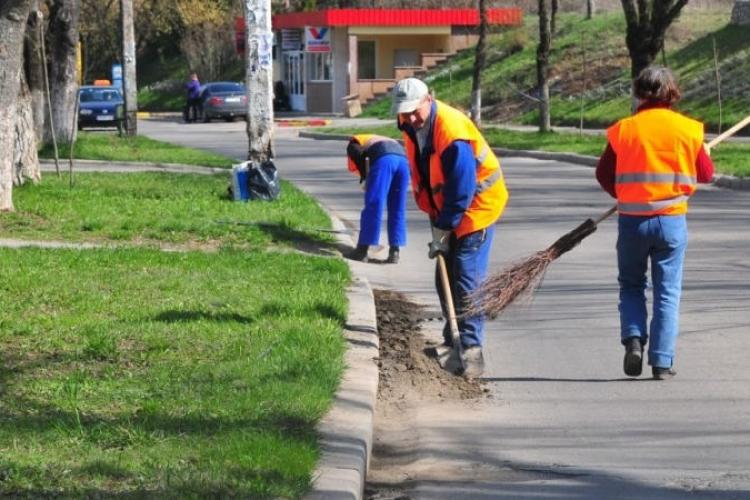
left=346, top=244, right=369, bottom=262
left=623, top=337, right=643, bottom=377
left=386, top=246, right=400, bottom=264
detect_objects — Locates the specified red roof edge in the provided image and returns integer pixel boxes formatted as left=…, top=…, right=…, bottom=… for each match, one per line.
left=272, top=8, right=522, bottom=30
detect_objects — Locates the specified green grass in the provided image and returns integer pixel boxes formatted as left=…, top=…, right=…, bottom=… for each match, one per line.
left=319, top=125, right=750, bottom=176
left=361, top=10, right=749, bottom=133
left=0, top=246, right=349, bottom=496
left=39, top=132, right=235, bottom=169
left=1, top=172, right=335, bottom=248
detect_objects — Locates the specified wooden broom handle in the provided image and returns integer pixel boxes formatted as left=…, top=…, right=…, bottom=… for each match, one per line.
left=436, top=253, right=464, bottom=365
left=707, top=114, right=750, bottom=149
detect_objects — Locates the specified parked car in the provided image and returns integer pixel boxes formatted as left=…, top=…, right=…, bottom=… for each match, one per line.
left=78, top=85, right=124, bottom=132
left=199, top=82, right=248, bottom=122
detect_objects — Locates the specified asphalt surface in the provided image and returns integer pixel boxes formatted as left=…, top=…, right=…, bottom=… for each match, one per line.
left=140, top=117, right=750, bottom=498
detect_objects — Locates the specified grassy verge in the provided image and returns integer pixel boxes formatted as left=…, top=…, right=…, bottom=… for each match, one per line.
left=318, top=125, right=750, bottom=176
left=0, top=246, right=348, bottom=497
left=38, top=132, right=235, bottom=169
left=2, top=172, right=334, bottom=248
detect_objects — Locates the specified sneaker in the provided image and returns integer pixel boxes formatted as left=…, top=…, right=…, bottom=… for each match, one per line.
left=652, top=366, right=677, bottom=380
left=386, top=246, right=400, bottom=264
left=346, top=245, right=369, bottom=262
left=461, top=346, right=485, bottom=379
left=623, top=337, right=643, bottom=377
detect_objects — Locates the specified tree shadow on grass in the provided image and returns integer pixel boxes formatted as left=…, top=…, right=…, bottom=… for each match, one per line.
left=152, top=309, right=255, bottom=324
left=254, top=221, right=341, bottom=256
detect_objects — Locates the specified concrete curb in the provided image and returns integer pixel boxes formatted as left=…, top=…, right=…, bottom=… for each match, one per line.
left=298, top=130, right=748, bottom=190
left=305, top=214, right=378, bottom=500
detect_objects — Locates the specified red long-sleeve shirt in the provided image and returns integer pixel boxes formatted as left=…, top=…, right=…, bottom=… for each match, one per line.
left=596, top=105, right=715, bottom=199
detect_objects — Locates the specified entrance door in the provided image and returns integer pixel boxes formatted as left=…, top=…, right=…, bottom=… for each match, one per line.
left=284, top=51, right=305, bottom=111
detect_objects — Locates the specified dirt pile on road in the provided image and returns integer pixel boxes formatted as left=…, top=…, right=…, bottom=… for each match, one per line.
left=373, top=289, right=486, bottom=403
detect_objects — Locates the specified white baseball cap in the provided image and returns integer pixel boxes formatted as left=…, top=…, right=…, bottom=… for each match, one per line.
left=390, top=78, right=429, bottom=115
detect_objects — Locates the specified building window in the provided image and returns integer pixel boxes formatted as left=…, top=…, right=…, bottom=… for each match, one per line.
left=309, top=52, right=333, bottom=82
left=358, top=40, right=376, bottom=80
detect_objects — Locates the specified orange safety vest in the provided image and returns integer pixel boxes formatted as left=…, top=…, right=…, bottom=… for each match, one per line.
left=347, top=134, right=395, bottom=175
left=401, top=100, right=508, bottom=238
left=607, top=108, right=704, bottom=216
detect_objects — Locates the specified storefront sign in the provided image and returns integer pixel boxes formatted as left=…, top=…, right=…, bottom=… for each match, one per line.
left=304, top=26, right=331, bottom=53
left=281, top=29, right=302, bottom=50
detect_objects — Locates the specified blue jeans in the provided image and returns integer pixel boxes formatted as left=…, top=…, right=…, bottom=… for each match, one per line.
left=617, top=214, right=688, bottom=369
left=436, top=224, right=495, bottom=348
left=358, top=154, right=409, bottom=247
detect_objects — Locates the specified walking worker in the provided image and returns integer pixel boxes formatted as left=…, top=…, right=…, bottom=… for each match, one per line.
left=596, top=66, right=714, bottom=380
left=345, top=134, right=410, bottom=264
left=392, top=77, right=509, bottom=378
left=184, top=72, right=202, bottom=122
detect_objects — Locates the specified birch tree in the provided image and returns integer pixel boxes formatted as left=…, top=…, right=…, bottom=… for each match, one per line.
left=470, top=0, right=488, bottom=127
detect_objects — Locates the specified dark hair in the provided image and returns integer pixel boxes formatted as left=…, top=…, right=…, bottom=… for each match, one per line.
left=633, top=66, right=681, bottom=104
left=347, top=140, right=367, bottom=179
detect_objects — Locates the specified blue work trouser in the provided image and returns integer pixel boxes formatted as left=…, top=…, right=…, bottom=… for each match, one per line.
left=617, top=214, right=688, bottom=369
left=436, top=224, right=495, bottom=348
left=358, top=154, right=409, bottom=247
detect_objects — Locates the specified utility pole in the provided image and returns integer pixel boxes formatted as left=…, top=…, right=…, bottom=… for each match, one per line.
left=120, top=0, right=137, bottom=136
left=244, top=0, right=275, bottom=162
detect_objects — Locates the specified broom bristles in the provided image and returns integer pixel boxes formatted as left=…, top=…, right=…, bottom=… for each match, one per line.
left=466, top=217, right=600, bottom=318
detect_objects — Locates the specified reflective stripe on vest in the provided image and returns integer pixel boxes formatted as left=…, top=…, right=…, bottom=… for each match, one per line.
left=618, top=195, right=690, bottom=213
left=616, top=172, right=697, bottom=185
left=430, top=159, right=502, bottom=196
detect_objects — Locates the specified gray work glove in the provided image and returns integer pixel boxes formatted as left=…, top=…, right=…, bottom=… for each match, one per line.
left=428, top=226, right=451, bottom=259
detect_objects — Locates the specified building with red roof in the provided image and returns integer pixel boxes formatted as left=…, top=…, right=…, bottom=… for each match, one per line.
left=262, top=8, right=522, bottom=114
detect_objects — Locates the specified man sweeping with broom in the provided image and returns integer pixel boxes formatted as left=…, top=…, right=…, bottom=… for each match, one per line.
left=596, top=66, right=714, bottom=380
left=392, top=77, right=509, bottom=378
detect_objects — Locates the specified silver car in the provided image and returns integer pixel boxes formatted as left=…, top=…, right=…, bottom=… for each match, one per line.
left=199, top=82, right=248, bottom=122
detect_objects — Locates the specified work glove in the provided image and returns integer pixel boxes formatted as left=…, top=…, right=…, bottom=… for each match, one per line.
left=428, top=226, right=451, bottom=259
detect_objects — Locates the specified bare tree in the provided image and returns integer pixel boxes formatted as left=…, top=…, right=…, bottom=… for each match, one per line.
left=536, top=0, right=553, bottom=132
left=25, top=2, right=45, bottom=142
left=470, top=0, right=488, bottom=127
left=1, top=0, right=34, bottom=211
left=244, top=0, right=275, bottom=163
left=620, top=0, right=689, bottom=79
left=14, top=69, right=42, bottom=187
left=46, top=0, right=81, bottom=144
left=586, top=0, right=595, bottom=19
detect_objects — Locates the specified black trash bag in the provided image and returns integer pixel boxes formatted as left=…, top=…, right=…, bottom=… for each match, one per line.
left=247, top=160, right=281, bottom=201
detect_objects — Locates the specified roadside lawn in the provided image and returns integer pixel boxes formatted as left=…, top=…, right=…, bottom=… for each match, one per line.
left=0, top=172, right=350, bottom=496
left=1, top=172, right=333, bottom=248
left=38, top=132, right=234, bottom=169
left=318, top=126, right=750, bottom=177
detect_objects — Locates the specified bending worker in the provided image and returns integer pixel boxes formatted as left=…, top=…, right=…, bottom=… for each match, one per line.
left=392, top=77, right=509, bottom=378
left=596, top=66, right=714, bottom=381
left=345, top=134, right=409, bottom=264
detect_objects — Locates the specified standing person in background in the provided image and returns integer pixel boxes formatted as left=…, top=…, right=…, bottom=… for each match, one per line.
left=345, top=134, right=409, bottom=264
left=184, top=72, right=202, bottom=123
left=392, top=77, right=509, bottom=378
left=596, top=66, right=714, bottom=380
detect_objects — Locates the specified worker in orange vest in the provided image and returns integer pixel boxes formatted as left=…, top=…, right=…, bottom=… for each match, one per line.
left=345, top=134, right=409, bottom=264
left=392, top=77, right=509, bottom=378
left=596, top=66, right=714, bottom=380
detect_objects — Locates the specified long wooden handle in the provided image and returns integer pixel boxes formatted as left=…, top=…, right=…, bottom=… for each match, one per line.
left=707, top=114, right=750, bottom=149
left=595, top=205, right=618, bottom=225
left=436, top=253, right=464, bottom=365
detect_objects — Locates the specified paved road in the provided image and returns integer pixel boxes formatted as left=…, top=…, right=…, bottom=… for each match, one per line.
left=140, top=117, right=750, bottom=498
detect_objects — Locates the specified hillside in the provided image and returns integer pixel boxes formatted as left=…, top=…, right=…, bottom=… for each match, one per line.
left=362, top=8, right=750, bottom=132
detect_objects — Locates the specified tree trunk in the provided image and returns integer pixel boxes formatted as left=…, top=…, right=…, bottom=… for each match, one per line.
left=14, top=69, right=41, bottom=186
left=1, top=0, right=34, bottom=211
left=25, top=2, right=45, bottom=143
left=120, top=0, right=138, bottom=136
left=244, top=0, right=275, bottom=163
left=46, top=0, right=80, bottom=145
left=586, top=0, right=595, bottom=19
left=620, top=0, right=689, bottom=79
left=470, top=0, right=488, bottom=127
left=537, top=0, right=552, bottom=132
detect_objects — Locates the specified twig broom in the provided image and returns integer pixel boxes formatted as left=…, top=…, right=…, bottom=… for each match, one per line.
left=467, top=113, right=750, bottom=319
